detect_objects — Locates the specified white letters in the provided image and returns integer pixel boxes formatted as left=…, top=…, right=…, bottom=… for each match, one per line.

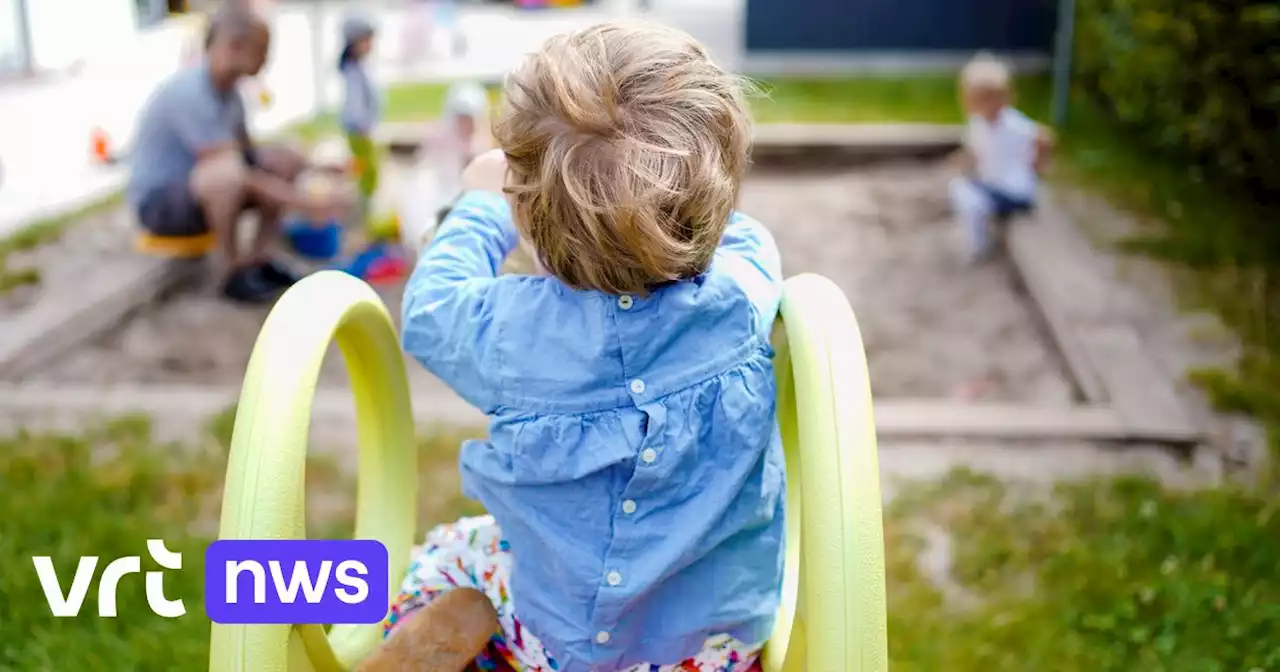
left=270, top=560, right=332, bottom=604
left=32, top=556, right=99, bottom=617
left=97, top=556, right=141, bottom=617
left=34, top=542, right=189, bottom=617
left=145, top=540, right=186, bottom=617
left=225, top=560, right=267, bottom=604
left=334, top=560, right=370, bottom=604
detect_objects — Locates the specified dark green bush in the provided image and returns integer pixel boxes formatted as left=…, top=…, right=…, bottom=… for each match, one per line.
left=1073, top=0, right=1280, bottom=200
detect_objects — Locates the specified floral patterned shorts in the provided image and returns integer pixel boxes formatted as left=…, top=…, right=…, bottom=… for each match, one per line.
left=382, top=515, right=763, bottom=671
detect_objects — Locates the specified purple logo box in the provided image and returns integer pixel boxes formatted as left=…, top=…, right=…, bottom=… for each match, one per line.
left=205, top=539, right=388, bottom=625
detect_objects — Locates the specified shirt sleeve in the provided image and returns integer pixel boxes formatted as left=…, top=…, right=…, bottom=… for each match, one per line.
left=170, top=90, right=237, bottom=154
left=717, top=212, right=784, bottom=331
left=400, top=190, right=520, bottom=409
left=1006, top=108, right=1039, bottom=142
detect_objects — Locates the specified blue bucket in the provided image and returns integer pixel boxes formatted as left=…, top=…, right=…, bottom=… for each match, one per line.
left=286, top=218, right=342, bottom=261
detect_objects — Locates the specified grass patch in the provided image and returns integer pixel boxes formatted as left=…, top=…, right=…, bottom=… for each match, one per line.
left=0, top=192, right=123, bottom=296
left=7, top=421, right=1275, bottom=670
left=886, top=469, right=1280, bottom=671
left=0, top=418, right=479, bottom=669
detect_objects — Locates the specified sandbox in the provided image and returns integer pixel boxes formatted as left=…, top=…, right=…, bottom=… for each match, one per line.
left=11, top=157, right=1073, bottom=405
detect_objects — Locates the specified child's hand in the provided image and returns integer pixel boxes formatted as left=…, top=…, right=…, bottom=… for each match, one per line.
left=460, top=148, right=508, bottom=195
left=1034, top=126, right=1056, bottom=175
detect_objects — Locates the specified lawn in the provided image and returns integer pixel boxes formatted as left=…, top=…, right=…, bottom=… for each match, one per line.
left=4, top=422, right=1278, bottom=670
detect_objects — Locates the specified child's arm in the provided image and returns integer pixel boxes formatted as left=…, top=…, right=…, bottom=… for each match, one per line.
left=718, top=213, right=784, bottom=330
left=400, top=190, right=519, bottom=409
left=1033, top=125, right=1055, bottom=176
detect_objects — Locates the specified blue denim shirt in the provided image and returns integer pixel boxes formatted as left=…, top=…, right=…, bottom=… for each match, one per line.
left=401, top=191, right=786, bottom=671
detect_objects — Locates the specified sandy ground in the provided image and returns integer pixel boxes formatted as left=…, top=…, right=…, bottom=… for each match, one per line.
left=19, top=159, right=1073, bottom=404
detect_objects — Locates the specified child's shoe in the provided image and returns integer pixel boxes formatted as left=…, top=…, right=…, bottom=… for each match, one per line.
left=222, top=266, right=279, bottom=304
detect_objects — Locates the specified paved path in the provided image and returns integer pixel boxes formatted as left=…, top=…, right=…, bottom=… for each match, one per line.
left=0, top=0, right=739, bottom=238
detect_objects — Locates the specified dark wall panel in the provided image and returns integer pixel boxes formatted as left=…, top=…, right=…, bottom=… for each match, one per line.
left=746, top=0, right=1058, bottom=53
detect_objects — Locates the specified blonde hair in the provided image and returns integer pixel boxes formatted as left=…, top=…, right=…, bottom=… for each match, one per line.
left=960, top=53, right=1011, bottom=93
left=493, top=22, right=754, bottom=295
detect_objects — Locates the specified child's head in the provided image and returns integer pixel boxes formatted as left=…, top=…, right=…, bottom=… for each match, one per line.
left=960, top=53, right=1012, bottom=121
left=493, top=22, right=753, bottom=295
left=443, top=81, right=491, bottom=144
left=338, top=15, right=375, bottom=68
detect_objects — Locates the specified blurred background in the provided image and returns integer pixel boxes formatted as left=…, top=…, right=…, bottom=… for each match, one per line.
left=0, top=0, right=1276, bottom=669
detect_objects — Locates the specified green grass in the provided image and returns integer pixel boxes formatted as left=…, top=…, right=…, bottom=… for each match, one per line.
left=0, top=419, right=478, bottom=670
left=0, top=192, right=123, bottom=296
left=5, top=420, right=1278, bottom=670
left=886, top=470, right=1280, bottom=671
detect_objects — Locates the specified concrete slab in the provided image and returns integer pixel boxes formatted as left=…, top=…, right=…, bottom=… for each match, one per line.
left=0, top=381, right=1196, bottom=445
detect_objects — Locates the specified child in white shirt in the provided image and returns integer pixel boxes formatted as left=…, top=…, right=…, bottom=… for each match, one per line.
left=949, top=53, right=1053, bottom=263
left=399, top=81, right=492, bottom=252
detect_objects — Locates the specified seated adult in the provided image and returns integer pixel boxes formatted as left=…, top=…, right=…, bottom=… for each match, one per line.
left=127, top=8, right=347, bottom=303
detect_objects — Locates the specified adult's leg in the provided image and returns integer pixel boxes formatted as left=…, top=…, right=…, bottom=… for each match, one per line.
left=245, top=143, right=307, bottom=263
left=189, top=152, right=250, bottom=271
left=948, top=177, right=994, bottom=262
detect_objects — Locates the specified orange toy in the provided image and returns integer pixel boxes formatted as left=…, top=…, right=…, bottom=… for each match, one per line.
left=90, top=127, right=116, bottom=165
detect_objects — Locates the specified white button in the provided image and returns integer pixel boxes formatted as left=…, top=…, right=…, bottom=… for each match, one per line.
left=641, top=448, right=657, bottom=464
left=618, top=295, right=634, bottom=310
left=629, top=379, right=645, bottom=394
left=621, top=499, right=637, bottom=514
left=596, top=630, right=611, bottom=644
left=606, top=571, right=623, bottom=586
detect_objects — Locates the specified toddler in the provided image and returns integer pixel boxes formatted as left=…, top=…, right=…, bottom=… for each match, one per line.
left=338, top=14, right=383, bottom=223
left=396, top=80, right=491, bottom=250
left=949, top=53, right=1054, bottom=263
left=360, top=22, right=784, bottom=672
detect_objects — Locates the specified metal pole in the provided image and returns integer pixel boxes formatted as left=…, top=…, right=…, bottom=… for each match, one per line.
left=1051, top=0, right=1076, bottom=127
left=15, top=0, right=35, bottom=75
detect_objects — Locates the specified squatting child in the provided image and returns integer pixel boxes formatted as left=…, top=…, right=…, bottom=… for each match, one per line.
left=949, top=53, right=1054, bottom=263
left=358, top=22, right=785, bottom=672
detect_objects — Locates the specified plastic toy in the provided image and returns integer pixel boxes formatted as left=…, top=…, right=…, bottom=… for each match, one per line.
left=285, top=218, right=343, bottom=261
left=90, top=127, right=118, bottom=165
left=338, top=241, right=407, bottom=285
left=210, top=270, right=888, bottom=671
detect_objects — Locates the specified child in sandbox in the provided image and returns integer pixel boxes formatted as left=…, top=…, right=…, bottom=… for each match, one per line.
left=395, top=80, right=493, bottom=251
left=357, top=22, right=782, bottom=672
left=950, top=53, right=1055, bottom=263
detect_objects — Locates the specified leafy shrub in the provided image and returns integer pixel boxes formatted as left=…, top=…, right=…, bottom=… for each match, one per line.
left=1073, top=0, right=1280, bottom=199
